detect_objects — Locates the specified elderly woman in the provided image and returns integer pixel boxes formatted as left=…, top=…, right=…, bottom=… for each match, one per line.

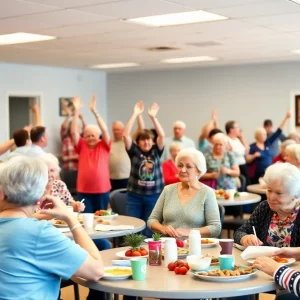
left=124, top=101, right=165, bottom=237
left=148, top=148, right=221, bottom=238
left=247, top=112, right=291, bottom=183
left=0, top=157, right=103, bottom=299
left=273, top=139, right=296, bottom=164
left=234, top=163, right=300, bottom=247
left=201, top=133, right=240, bottom=190
left=284, top=144, right=300, bottom=168
left=162, top=142, right=182, bottom=185
left=38, top=153, right=84, bottom=212
left=71, top=96, right=111, bottom=212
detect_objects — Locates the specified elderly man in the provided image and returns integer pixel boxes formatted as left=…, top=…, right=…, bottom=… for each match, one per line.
left=25, top=126, right=48, bottom=156
left=284, top=144, right=300, bottom=168
left=71, top=96, right=111, bottom=213
left=109, top=121, right=131, bottom=191
left=162, top=120, right=195, bottom=161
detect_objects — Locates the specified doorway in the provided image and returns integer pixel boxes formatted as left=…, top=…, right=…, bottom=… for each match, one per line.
left=7, top=94, right=40, bottom=138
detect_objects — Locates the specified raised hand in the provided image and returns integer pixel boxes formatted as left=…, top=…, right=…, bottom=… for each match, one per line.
left=63, top=105, right=73, bottom=116
left=31, top=104, right=39, bottom=114
left=89, top=95, right=97, bottom=113
left=72, top=96, right=82, bottom=111
left=286, top=111, right=291, bottom=119
left=133, top=101, right=144, bottom=115
left=23, top=125, right=33, bottom=133
left=148, top=102, right=160, bottom=118
left=212, top=108, right=217, bottom=121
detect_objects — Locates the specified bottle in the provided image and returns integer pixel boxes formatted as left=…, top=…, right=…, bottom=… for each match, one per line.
left=189, top=229, right=201, bottom=257
left=164, top=238, right=178, bottom=267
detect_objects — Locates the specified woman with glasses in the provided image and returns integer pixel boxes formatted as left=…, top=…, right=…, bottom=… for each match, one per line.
left=147, top=148, right=221, bottom=238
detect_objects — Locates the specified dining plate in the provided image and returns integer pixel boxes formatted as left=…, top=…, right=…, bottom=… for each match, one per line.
left=247, top=257, right=296, bottom=266
left=161, top=247, right=189, bottom=259
left=115, top=250, right=149, bottom=260
left=102, top=267, right=132, bottom=280
left=94, top=214, right=118, bottom=220
left=52, top=220, right=68, bottom=228
left=191, top=266, right=257, bottom=282
left=201, top=238, right=219, bottom=248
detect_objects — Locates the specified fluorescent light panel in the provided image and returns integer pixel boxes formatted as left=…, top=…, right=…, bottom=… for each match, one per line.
left=125, top=10, right=227, bottom=27
left=90, top=63, right=139, bottom=69
left=0, top=32, right=56, bottom=45
left=161, top=56, right=218, bottom=64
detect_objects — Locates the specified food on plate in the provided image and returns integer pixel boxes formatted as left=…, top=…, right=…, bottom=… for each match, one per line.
left=105, top=268, right=132, bottom=276
left=94, top=210, right=115, bottom=216
left=161, top=247, right=189, bottom=257
left=198, top=266, right=255, bottom=277
left=215, top=189, right=230, bottom=200
left=201, top=239, right=214, bottom=245
left=210, top=257, right=219, bottom=265
left=168, top=260, right=189, bottom=275
left=55, top=220, right=67, bottom=225
left=124, top=233, right=148, bottom=257
left=273, top=256, right=289, bottom=263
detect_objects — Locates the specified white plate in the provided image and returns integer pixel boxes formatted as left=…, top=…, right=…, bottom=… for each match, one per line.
left=52, top=220, right=68, bottom=228
left=191, top=266, right=257, bottom=282
left=115, top=250, right=149, bottom=260
left=247, top=258, right=296, bottom=266
left=102, top=266, right=132, bottom=280
left=201, top=238, right=219, bottom=248
left=161, top=248, right=189, bottom=259
left=216, top=196, right=225, bottom=200
left=94, top=214, right=118, bottom=220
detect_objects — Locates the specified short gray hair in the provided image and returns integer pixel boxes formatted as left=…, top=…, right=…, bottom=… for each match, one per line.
left=84, top=124, right=101, bottom=136
left=38, top=153, right=61, bottom=178
left=286, top=144, right=300, bottom=163
left=175, top=148, right=207, bottom=178
left=212, top=133, right=227, bottom=144
left=173, top=120, right=186, bottom=129
left=280, top=139, right=296, bottom=152
left=169, top=142, right=182, bottom=152
left=263, top=163, right=300, bottom=198
left=0, top=157, right=48, bottom=207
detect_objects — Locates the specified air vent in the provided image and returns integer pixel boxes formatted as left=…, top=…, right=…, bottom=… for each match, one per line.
left=146, top=46, right=179, bottom=51
left=187, top=41, right=222, bottom=47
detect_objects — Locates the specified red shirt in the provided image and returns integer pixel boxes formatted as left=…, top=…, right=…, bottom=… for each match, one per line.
left=162, top=159, right=180, bottom=185
left=75, top=137, right=111, bottom=193
left=272, top=154, right=285, bottom=164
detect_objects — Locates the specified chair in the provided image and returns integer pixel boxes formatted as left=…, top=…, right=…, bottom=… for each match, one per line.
left=222, top=218, right=246, bottom=238
left=60, top=279, right=80, bottom=300
left=218, top=204, right=225, bottom=239
left=109, top=188, right=127, bottom=216
left=60, top=169, right=77, bottom=197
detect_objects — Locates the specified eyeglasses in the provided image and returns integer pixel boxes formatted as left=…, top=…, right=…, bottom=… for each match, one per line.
left=177, top=164, right=196, bottom=170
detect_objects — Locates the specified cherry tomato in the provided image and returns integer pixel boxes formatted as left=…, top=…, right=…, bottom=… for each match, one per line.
left=139, top=249, right=148, bottom=256
left=132, top=251, right=141, bottom=256
left=174, top=267, right=181, bottom=275
left=125, top=250, right=132, bottom=257
left=180, top=266, right=188, bottom=275
left=168, top=262, right=176, bottom=271
left=176, top=239, right=184, bottom=248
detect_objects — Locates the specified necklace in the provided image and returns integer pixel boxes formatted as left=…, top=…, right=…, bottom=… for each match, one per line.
left=271, top=212, right=293, bottom=227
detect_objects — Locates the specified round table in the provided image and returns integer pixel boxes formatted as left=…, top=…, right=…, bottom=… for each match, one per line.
left=247, top=184, right=267, bottom=194
left=216, top=192, right=261, bottom=207
left=64, top=215, right=145, bottom=240
left=73, top=246, right=284, bottom=299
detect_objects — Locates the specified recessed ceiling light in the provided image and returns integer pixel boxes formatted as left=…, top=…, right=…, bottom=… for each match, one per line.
left=291, top=50, right=300, bottom=54
left=161, top=56, right=218, bottom=63
left=125, top=10, right=227, bottom=27
left=0, top=32, right=56, bottom=45
left=90, top=63, right=140, bottom=69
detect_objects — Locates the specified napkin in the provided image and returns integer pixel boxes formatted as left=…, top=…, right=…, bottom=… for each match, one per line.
left=240, top=246, right=279, bottom=260
left=95, top=224, right=134, bottom=231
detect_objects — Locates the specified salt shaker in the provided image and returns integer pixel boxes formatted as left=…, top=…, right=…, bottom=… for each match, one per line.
left=189, top=229, right=201, bottom=257
left=164, top=238, right=178, bottom=267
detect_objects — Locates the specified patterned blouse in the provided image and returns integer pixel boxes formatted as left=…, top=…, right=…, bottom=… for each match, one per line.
left=50, top=180, right=73, bottom=205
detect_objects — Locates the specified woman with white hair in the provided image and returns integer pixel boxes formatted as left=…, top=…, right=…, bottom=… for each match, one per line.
left=0, top=157, right=104, bottom=299
left=284, top=144, right=300, bottom=168
left=201, top=133, right=240, bottom=190
left=148, top=148, right=221, bottom=238
left=247, top=112, right=291, bottom=183
left=273, top=139, right=296, bottom=163
left=234, top=163, right=300, bottom=247
left=162, top=142, right=182, bottom=185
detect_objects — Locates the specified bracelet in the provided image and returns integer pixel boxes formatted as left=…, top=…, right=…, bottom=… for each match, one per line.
left=70, top=223, right=82, bottom=232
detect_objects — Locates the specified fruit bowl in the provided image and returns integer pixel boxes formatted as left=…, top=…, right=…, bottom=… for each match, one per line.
left=186, top=255, right=211, bottom=271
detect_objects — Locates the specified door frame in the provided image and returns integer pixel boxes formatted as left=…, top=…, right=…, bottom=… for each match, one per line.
left=5, top=91, right=43, bottom=139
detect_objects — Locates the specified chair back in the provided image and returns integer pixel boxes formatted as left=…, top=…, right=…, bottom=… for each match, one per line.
left=218, top=204, right=225, bottom=239
left=60, top=170, right=77, bottom=196
left=109, top=188, right=127, bottom=215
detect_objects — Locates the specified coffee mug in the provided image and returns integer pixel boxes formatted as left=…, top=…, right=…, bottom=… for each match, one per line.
left=219, top=255, right=235, bottom=270
left=219, top=239, right=234, bottom=255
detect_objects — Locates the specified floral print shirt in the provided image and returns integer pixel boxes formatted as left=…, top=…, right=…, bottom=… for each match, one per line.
left=267, top=206, right=300, bottom=247
left=50, top=180, right=73, bottom=205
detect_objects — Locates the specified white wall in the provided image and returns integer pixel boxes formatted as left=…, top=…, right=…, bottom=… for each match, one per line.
left=107, top=62, right=300, bottom=145
left=0, top=63, right=106, bottom=159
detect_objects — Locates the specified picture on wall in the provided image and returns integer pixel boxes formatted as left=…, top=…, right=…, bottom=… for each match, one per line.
left=59, top=97, right=74, bottom=116
left=295, top=95, right=300, bottom=126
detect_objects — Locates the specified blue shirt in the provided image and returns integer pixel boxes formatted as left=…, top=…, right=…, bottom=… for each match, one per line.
left=0, top=218, right=88, bottom=300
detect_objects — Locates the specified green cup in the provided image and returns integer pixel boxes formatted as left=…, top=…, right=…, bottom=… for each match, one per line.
left=219, top=255, right=235, bottom=270
left=130, top=257, right=147, bottom=281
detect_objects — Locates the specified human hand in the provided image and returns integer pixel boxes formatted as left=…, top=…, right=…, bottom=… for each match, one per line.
left=163, top=225, right=180, bottom=238
left=212, top=108, right=217, bottom=121
left=211, top=172, right=220, bottom=179
left=273, top=247, right=300, bottom=259
left=89, top=95, right=97, bottom=113
left=285, top=111, right=291, bottom=119
left=148, top=103, right=159, bottom=119
left=240, top=234, right=263, bottom=247
left=175, top=228, right=190, bottom=237
left=39, top=195, right=71, bottom=221
left=220, top=167, right=230, bottom=175
left=72, top=96, right=82, bottom=111
left=133, top=101, right=144, bottom=115
left=253, top=256, right=279, bottom=277
left=64, top=105, right=73, bottom=116
left=23, top=124, right=33, bottom=133
left=72, top=201, right=85, bottom=212
left=31, top=104, right=39, bottom=114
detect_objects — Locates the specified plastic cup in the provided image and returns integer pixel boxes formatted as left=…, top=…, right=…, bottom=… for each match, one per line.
left=226, top=189, right=236, bottom=200
left=219, top=255, right=235, bottom=270
left=82, top=213, right=94, bottom=229
left=66, top=206, right=74, bottom=213
left=219, top=239, right=234, bottom=255
left=130, top=258, right=147, bottom=281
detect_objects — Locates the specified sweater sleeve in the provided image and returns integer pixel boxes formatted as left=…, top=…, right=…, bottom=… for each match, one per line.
left=274, top=265, right=300, bottom=297
left=266, top=128, right=282, bottom=146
